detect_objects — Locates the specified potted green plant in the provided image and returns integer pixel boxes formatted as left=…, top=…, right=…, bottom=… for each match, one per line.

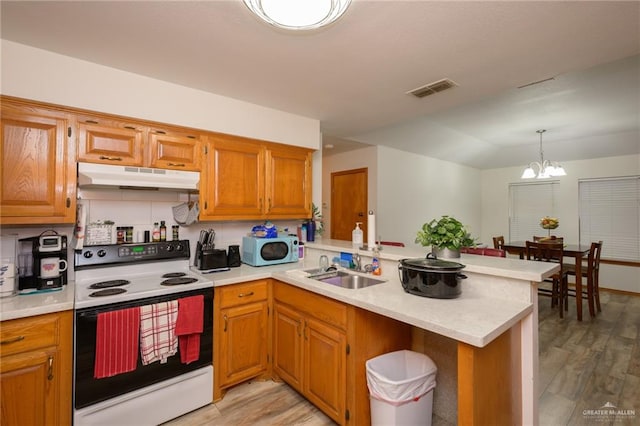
left=415, top=215, right=475, bottom=258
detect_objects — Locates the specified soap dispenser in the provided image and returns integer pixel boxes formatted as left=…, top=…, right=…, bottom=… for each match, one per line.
left=352, top=222, right=363, bottom=249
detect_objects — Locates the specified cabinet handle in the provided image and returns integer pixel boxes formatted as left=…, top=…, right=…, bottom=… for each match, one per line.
left=259, top=198, right=263, bottom=210
left=167, top=163, right=186, bottom=167
left=66, top=197, right=71, bottom=208
left=268, top=198, right=272, bottom=212
left=296, top=320, right=302, bottom=337
left=0, top=335, right=25, bottom=345
left=47, top=356, right=54, bottom=381
left=99, top=156, right=123, bottom=161
left=238, top=291, right=254, bottom=298
left=223, top=314, right=228, bottom=332
left=303, top=320, right=308, bottom=340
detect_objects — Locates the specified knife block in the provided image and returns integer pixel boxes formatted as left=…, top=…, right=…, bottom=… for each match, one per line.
left=198, top=248, right=227, bottom=270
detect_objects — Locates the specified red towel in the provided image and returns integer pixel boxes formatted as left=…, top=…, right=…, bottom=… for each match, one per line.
left=176, top=295, right=204, bottom=364
left=94, top=307, right=140, bottom=379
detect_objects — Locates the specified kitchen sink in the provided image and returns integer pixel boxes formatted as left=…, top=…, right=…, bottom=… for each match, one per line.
left=306, top=269, right=386, bottom=289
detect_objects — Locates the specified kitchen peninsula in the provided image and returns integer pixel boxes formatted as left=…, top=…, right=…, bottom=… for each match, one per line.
left=212, top=239, right=557, bottom=426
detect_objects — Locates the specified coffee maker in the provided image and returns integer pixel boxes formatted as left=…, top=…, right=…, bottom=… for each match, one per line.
left=18, top=231, right=68, bottom=292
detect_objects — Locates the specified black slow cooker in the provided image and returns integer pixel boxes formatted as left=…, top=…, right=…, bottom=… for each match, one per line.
left=398, top=254, right=466, bottom=299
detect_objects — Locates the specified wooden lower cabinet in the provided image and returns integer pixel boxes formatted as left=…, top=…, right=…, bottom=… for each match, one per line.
left=214, top=280, right=270, bottom=401
left=0, top=311, right=73, bottom=426
left=272, top=281, right=412, bottom=425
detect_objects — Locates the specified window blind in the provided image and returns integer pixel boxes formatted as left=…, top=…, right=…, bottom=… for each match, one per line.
left=579, top=176, right=640, bottom=261
left=509, top=182, right=558, bottom=242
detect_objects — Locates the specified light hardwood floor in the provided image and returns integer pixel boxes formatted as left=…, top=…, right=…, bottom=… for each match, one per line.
left=168, top=290, right=639, bottom=426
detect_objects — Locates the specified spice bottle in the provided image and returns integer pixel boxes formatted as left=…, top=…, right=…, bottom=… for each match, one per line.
left=172, top=225, right=179, bottom=241
left=116, top=227, right=125, bottom=244
left=152, top=222, right=160, bottom=242
left=160, top=221, right=167, bottom=241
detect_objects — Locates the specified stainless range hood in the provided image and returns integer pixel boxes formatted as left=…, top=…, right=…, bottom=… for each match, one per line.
left=78, top=162, right=199, bottom=191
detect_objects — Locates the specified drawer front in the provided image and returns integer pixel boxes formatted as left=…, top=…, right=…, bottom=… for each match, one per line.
left=0, top=314, right=59, bottom=356
left=273, top=281, right=347, bottom=331
left=219, top=280, right=268, bottom=308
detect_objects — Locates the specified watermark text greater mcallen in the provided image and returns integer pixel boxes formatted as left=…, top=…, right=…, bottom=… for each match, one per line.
left=583, top=402, right=636, bottom=422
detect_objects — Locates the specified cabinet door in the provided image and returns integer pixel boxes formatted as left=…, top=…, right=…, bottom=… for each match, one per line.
left=264, top=146, right=312, bottom=218
left=76, top=116, right=145, bottom=166
left=0, top=348, right=59, bottom=425
left=304, top=317, right=346, bottom=424
left=148, top=128, right=201, bottom=171
left=200, top=136, right=264, bottom=219
left=272, top=302, right=304, bottom=392
left=0, top=107, right=76, bottom=224
left=218, top=301, right=268, bottom=388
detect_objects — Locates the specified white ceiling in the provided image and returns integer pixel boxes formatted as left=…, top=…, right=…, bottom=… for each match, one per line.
left=2, top=0, right=639, bottom=169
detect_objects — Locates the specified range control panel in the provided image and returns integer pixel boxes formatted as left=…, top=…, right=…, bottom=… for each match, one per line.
left=75, top=240, right=190, bottom=270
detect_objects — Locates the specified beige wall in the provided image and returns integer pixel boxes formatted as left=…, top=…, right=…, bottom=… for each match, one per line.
left=1, top=40, right=320, bottom=150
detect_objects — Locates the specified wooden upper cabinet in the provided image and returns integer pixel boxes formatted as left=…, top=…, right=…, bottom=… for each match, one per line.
left=0, top=100, right=77, bottom=224
left=76, top=115, right=145, bottom=166
left=76, top=114, right=201, bottom=171
left=265, top=145, right=312, bottom=218
left=200, top=134, right=313, bottom=221
left=200, top=135, right=264, bottom=220
left=148, top=128, right=201, bottom=171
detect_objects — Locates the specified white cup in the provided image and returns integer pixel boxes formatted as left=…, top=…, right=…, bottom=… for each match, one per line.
left=40, top=258, right=68, bottom=279
left=0, top=276, right=16, bottom=297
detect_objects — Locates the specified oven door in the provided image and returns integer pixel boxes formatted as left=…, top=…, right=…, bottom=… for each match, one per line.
left=74, top=287, right=213, bottom=409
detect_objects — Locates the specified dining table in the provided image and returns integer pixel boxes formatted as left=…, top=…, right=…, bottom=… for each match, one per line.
left=502, top=241, right=592, bottom=321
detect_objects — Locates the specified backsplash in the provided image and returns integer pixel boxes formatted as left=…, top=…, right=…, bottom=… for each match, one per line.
left=1, top=188, right=306, bottom=279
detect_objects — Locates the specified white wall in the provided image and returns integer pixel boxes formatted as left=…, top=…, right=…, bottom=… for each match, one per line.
left=481, top=154, right=640, bottom=293
left=376, top=146, right=482, bottom=248
left=321, top=145, right=482, bottom=248
left=321, top=145, right=378, bottom=239
left=1, top=40, right=320, bottom=150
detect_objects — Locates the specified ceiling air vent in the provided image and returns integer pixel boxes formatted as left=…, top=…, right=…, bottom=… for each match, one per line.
left=407, top=78, right=458, bottom=98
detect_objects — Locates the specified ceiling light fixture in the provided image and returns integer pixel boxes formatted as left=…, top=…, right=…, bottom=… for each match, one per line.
left=242, top=0, right=351, bottom=31
left=521, top=130, right=567, bottom=179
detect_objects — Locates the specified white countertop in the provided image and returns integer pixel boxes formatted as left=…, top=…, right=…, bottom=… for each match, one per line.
left=0, top=282, right=75, bottom=321
left=2, top=240, right=557, bottom=348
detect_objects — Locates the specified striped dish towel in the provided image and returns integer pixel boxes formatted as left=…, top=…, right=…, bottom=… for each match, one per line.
left=139, top=301, right=178, bottom=365
left=94, top=307, right=140, bottom=379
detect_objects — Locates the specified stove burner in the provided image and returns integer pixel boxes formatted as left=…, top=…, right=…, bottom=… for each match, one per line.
left=161, top=277, right=198, bottom=286
left=162, top=272, right=187, bottom=278
left=89, top=288, right=128, bottom=297
left=89, top=279, right=131, bottom=289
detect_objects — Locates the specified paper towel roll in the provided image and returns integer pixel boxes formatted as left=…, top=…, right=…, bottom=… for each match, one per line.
left=367, top=210, right=376, bottom=250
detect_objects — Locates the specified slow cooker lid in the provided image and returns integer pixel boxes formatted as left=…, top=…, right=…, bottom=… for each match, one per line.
left=400, top=257, right=465, bottom=271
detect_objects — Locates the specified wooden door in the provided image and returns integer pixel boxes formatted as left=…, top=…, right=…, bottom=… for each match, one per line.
left=219, top=301, right=268, bottom=388
left=148, top=128, right=201, bottom=171
left=200, top=136, right=264, bottom=219
left=272, top=302, right=304, bottom=392
left=1, top=106, right=76, bottom=224
left=265, top=145, right=312, bottom=218
left=330, top=168, right=368, bottom=242
left=303, top=316, right=346, bottom=424
left=0, top=348, right=58, bottom=425
left=76, top=116, right=145, bottom=166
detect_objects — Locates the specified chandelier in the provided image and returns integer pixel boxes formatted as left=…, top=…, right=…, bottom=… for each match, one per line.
left=521, top=130, right=567, bottom=179
left=242, top=0, right=351, bottom=31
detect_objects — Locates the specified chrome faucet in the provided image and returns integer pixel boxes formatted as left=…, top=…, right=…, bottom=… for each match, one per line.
left=352, top=253, right=362, bottom=271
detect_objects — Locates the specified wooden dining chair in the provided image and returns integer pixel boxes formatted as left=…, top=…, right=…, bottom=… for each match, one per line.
left=492, top=236, right=505, bottom=250
left=565, top=241, right=603, bottom=316
left=526, top=241, right=569, bottom=318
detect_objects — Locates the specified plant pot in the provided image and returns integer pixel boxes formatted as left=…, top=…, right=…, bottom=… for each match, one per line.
left=431, top=247, right=460, bottom=259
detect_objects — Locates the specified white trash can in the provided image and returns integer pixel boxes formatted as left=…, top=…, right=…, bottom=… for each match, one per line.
left=366, top=350, right=437, bottom=426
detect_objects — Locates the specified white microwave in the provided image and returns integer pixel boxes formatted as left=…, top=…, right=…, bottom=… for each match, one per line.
left=241, top=235, right=299, bottom=267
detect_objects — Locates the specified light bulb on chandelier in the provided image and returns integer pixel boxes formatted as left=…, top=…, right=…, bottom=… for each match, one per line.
left=521, top=129, right=566, bottom=179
